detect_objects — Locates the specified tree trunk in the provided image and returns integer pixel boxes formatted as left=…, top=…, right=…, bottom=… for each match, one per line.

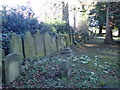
left=104, top=3, right=115, bottom=44
left=97, top=25, right=102, bottom=36
left=62, top=2, right=70, bottom=31
left=62, top=2, right=69, bottom=24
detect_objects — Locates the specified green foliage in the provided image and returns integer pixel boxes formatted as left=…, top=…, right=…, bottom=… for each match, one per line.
left=89, top=2, right=106, bottom=27
left=2, top=5, right=39, bottom=35
left=46, top=20, right=71, bottom=34
left=1, top=5, right=70, bottom=55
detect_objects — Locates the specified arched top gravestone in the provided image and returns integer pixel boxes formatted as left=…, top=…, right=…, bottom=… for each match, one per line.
left=10, top=33, right=23, bottom=60
left=44, top=33, right=52, bottom=56
left=34, top=30, right=45, bottom=57
left=65, top=34, right=71, bottom=46
left=24, top=31, right=36, bottom=58
left=3, top=53, right=21, bottom=85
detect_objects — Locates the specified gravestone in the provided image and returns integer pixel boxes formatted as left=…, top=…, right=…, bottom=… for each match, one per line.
left=65, top=34, right=71, bottom=46
left=34, top=30, right=45, bottom=57
left=0, top=38, right=2, bottom=48
left=60, top=47, right=73, bottom=57
left=3, top=53, right=21, bottom=85
left=58, top=59, right=70, bottom=79
left=61, top=35, right=66, bottom=48
left=24, top=31, right=36, bottom=58
left=0, top=48, right=5, bottom=87
left=0, top=48, right=5, bottom=59
left=10, top=33, right=23, bottom=60
left=51, top=37, right=57, bottom=53
left=56, top=35, right=62, bottom=51
left=44, top=33, right=52, bottom=56
left=0, top=59, right=2, bottom=88
left=70, top=34, right=73, bottom=45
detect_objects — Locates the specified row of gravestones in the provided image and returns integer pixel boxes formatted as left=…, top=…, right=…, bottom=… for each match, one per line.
left=0, top=30, right=73, bottom=87
left=10, top=30, right=72, bottom=59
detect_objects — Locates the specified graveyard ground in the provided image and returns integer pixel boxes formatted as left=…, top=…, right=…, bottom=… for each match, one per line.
left=5, top=36, right=120, bottom=88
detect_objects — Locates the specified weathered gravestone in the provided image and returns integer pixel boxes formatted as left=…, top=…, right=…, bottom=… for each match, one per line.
left=51, top=37, right=57, bottom=53
left=0, top=59, right=2, bottom=87
left=69, top=34, right=73, bottom=45
left=44, top=33, right=52, bottom=56
left=0, top=48, right=5, bottom=87
left=24, top=31, right=36, bottom=58
left=65, top=34, right=71, bottom=46
left=3, top=53, right=21, bottom=85
left=34, top=30, right=45, bottom=57
left=10, top=33, right=23, bottom=60
left=0, top=48, right=5, bottom=59
left=60, top=47, right=73, bottom=57
left=56, top=35, right=63, bottom=51
left=61, top=35, right=67, bottom=48
left=57, top=59, right=70, bottom=79
left=0, top=38, right=2, bottom=48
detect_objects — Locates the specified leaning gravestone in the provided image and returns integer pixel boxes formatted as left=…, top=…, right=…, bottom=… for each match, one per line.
left=51, top=37, right=57, bottom=53
left=34, top=30, right=45, bottom=57
left=3, top=53, right=21, bottom=85
left=10, top=33, right=23, bottom=60
left=44, top=33, right=52, bottom=56
left=24, top=31, right=36, bottom=58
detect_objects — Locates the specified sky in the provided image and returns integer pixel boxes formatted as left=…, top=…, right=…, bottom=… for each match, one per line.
left=0, top=0, right=95, bottom=26
left=0, top=0, right=46, bottom=16
left=0, top=0, right=57, bottom=22
left=0, top=0, right=87, bottom=16
left=0, top=0, right=79, bottom=24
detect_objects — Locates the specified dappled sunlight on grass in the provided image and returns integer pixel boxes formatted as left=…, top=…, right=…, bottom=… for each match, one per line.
left=84, top=44, right=99, bottom=47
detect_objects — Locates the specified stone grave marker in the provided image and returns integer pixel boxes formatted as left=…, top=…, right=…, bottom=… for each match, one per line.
left=3, top=53, right=21, bottom=85
left=0, top=38, right=2, bottom=48
left=65, top=34, right=71, bottom=46
left=10, top=33, right=23, bottom=60
left=61, top=35, right=67, bottom=48
left=34, top=30, right=45, bottom=57
left=58, top=59, right=70, bottom=79
left=24, top=31, right=36, bottom=58
left=0, top=48, right=5, bottom=87
left=56, top=35, right=63, bottom=51
left=51, top=37, right=57, bottom=53
left=44, top=33, right=52, bottom=56
left=0, top=48, right=5, bottom=59
left=70, top=34, right=73, bottom=45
